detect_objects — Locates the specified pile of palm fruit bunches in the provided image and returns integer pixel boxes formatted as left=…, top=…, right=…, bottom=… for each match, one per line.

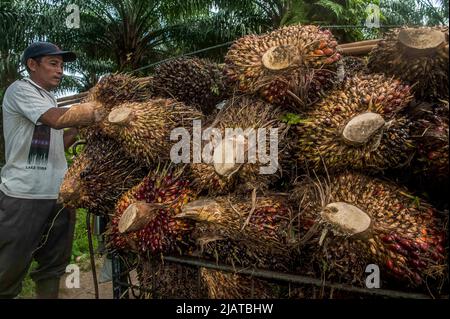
left=59, top=24, right=448, bottom=299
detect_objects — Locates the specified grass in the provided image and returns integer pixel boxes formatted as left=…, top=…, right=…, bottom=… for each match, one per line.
left=18, top=208, right=98, bottom=298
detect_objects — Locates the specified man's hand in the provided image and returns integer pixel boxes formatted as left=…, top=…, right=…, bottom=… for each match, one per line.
left=63, top=128, right=79, bottom=150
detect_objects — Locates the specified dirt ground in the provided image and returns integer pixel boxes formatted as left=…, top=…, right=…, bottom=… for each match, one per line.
left=59, top=270, right=113, bottom=299
left=58, top=258, right=113, bottom=299
left=58, top=257, right=140, bottom=299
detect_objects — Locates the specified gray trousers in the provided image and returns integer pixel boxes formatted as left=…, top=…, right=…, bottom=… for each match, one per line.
left=0, top=191, right=75, bottom=298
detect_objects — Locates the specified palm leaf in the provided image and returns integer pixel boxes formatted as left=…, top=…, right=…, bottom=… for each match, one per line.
left=314, top=0, right=344, bottom=18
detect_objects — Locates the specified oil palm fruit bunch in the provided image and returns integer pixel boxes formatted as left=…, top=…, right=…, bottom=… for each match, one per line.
left=59, top=151, right=91, bottom=210
left=175, top=194, right=296, bottom=271
left=59, top=132, right=147, bottom=215
left=101, top=99, right=203, bottom=166
left=153, top=57, right=230, bottom=115
left=136, top=258, right=206, bottom=299
left=107, top=165, right=197, bottom=254
left=282, top=68, right=338, bottom=109
left=84, top=73, right=155, bottom=109
left=80, top=74, right=155, bottom=140
left=291, top=172, right=447, bottom=288
left=408, top=100, right=449, bottom=181
left=225, top=24, right=340, bottom=107
left=295, top=73, right=415, bottom=173
left=200, top=268, right=276, bottom=299
left=190, top=96, right=287, bottom=195
left=338, top=56, right=368, bottom=79
left=368, top=27, right=449, bottom=100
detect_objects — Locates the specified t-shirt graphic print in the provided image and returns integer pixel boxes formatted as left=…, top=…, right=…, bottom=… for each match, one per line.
left=27, top=125, right=51, bottom=169
left=1, top=78, right=67, bottom=199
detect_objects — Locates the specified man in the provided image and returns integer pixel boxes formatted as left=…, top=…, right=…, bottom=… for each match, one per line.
left=0, top=42, right=96, bottom=299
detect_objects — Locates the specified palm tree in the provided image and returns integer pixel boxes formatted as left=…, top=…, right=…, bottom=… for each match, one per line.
left=381, top=0, right=449, bottom=26
left=54, top=0, right=215, bottom=72
left=208, top=0, right=374, bottom=41
left=1, top=0, right=59, bottom=165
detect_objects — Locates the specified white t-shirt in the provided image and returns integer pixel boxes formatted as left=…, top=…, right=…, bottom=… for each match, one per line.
left=0, top=78, right=67, bottom=199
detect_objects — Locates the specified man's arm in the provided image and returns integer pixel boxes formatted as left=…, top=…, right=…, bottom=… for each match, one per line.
left=63, top=128, right=79, bottom=150
left=38, top=102, right=102, bottom=130
left=39, top=107, right=69, bottom=129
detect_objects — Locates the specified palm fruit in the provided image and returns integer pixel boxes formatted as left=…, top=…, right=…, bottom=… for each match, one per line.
left=295, top=73, right=415, bottom=173
left=409, top=100, right=449, bottom=180
left=107, top=165, right=197, bottom=254
left=368, top=26, right=449, bottom=100
left=59, top=132, right=147, bottom=216
left=59, top=151, right=91, bottom=209
left=80, top=74, right=155, bottom=141
left=84, top=73, right=155, bottom=109
left=153, top=57, right=230, bottom=114
left=190, top=96, right=287, bottom=195
left=291, top=172, right=447, bottom=289
left=225, top=24, right=340, bottom=107
left=175, top=194, right=296, bottom=271
left=200, top=268, right=276, bottom=299
left=338, top=56, right=368, bottom=79
left=135, top=257, right=206, bottom=299
left=101, top=99, right=203, bottom=166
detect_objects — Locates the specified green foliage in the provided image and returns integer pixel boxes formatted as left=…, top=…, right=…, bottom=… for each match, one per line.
left=17, top=261, right=37, bottom=299
left=71, top=208, right=98, bottom=265
left=65, top=139, right=85, bottom=166
left=316, top=0, right=345, bottom=17
left=2, top=0, right=448, bottom=93
left=381, top=0, right=449, bottom=26
left=281, top=112, right=307, bottom=125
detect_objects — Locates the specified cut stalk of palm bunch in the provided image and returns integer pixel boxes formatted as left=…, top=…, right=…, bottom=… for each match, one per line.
left=79, top=73, right=155, bottom=141
left=107, top=164, right=197, bottom=255
left=175, top=193, right=296, bottom=271
left=190, top=95, right=288, bottom=195
left=368, top=27, right=449, bottom=100
left=102, top=98, right=203, bottom=166
left=225, top=24, right=341, bottom=109
left=295, top=73, right=415, bottom=173
left=291, top=172, right=447, bottom=289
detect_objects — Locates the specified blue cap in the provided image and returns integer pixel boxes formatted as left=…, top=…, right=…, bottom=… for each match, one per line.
left=21, top=42, right=77, bottom=65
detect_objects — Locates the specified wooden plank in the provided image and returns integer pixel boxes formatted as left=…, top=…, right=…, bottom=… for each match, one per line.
left=339, top=44, right=377, bottom=56
left=58, top=98, right=84, bottom=107
left=57, top=92, right=88, bottom=103
left=338, top=39, right=382, bottom=49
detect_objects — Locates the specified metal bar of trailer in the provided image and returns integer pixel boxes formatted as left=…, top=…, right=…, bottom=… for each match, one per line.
left=57, top=92, right=88, bottom=102
left=161, top=255, right=434, bottom=299
left=111, top=252, right=130, bottom=299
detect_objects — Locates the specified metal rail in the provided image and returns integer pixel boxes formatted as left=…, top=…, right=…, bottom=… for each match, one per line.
left=110, top=253, right=440, bottom=299
left=162, top=256, right=434, bottom=299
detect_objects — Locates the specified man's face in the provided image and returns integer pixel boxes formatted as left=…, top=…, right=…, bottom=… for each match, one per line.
left=27, top=55, right=64, bottom=91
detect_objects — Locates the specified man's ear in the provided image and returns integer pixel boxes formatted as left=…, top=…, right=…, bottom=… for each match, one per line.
left=27, top=58, right=38, bottom=73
